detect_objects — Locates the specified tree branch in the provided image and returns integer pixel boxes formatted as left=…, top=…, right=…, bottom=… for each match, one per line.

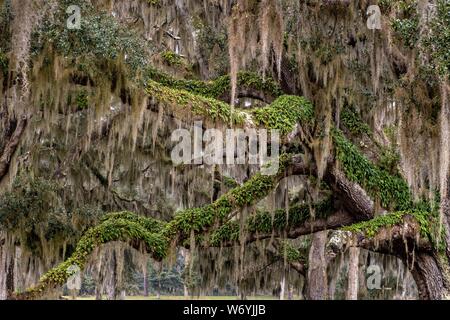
left=0, top=115, right=28, bottom=181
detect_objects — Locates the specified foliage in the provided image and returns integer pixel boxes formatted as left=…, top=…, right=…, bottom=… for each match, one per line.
left=192, top=17, right=228, bottom=77
left=74, top=90, right=89, bottom=110
left=101, top=211, right=166, bottom=234
left=146, top=260, right=185, bottom=295
left=341, top=107, right=371, bottom=136
left=0, top=176, right=67, bottom=237
left=210, top=198, right=333, bottom=246
left=222, top=176, right=239, bottom=189
left=209, top=220, right=240, bottom=245
left=146, top=68, right=282, bottom=100
left=146, top=79, right=245, bottom=124
left=392, top=17, right=419, bottom=48
left=343, top=210, right=431, bottom=238
left=164, top=164, right=290, bottom=238
left=424, top=0, right=450, bottom=77
left=161, top=50, right=184, bottom=67
left=247, top=199, right=332, bottom=233
left=299, top=37, right=344, bottom=65
left=378, top=147, right=401, bottom=175
left=22, top=156, right=298, bottom=298
left=253, top=95, right=314, bottom=135
left=332, top=129, right=413, bottom=211
left=32, top=0, right=150, bottom=75
left=280, top=241, right=307, bottom=264
left=23, top=215, right=168, bottom=298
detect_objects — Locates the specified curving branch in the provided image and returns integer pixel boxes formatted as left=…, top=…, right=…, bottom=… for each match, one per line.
left=13, top=154, right=308, bottom=299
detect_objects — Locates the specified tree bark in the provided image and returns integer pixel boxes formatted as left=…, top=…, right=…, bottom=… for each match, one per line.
left=346, top=247, right=359, bottom=300
left=410, top=253, right=447, bottom=300
left=307, top=231, right=328, bottom=300
left=0, top=115, right=27, bottom=181
left=143, top=267, right=149, bottom=297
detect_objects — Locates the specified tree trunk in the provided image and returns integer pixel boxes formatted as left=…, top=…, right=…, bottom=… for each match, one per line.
left=307, top=231, right=328, bottom=300
left=182, top=249, right=190, bottom=298
left=143, top=267, right=149, bottom=297
left=346, top=247, right=359, bottom=300
left=0, top=116, right=28, bottom=182
left=279, top=274, right=286, bottom=300
left=410, top=252, right=447, bottom=300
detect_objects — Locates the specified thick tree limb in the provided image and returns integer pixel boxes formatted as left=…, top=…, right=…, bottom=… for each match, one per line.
left=307, top=231, right=328, bottom=300
left=215, top=210, right=355, bottom=247
left=0, top=115, right=28, bottom=181
left=345, top=215, right=443, bottom=300
left=324, top=162, right=377, bottom=220
left=218, top=87, right=276, bottom=105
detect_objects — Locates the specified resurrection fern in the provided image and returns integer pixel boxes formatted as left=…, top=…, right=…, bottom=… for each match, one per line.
left=146, top=79, right=245, bottom=124
left=23, top=217, right=168, bottom=298
left=163, top=159, right=292, bottom=238
left=101, top=211, right=166, bottom=233
left=20, top=155, right=298, bottom=298
left=280, top=241, right=307, bottom=264
left=209, top=199, right=333, bottom=246
left=332, top=129, right=413, bottom=211
left=392, top=17, right=419, bottom=48
left=146, top=68, right=282, bottom=100
left=254, top=95, right=314, bottom=135
left=341, top=107, right=371, bottom=136
left=161, top=50, right=184, bottom=67
left=343, top=210, right=431, bottom=238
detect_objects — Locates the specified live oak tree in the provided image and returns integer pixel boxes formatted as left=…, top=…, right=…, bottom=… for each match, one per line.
left=0, top=0, right=449, bottom=300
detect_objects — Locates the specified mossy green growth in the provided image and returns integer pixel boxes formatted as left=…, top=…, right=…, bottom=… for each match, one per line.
left=146, top=79, right=245, bottom=124
left=101, top=211, right=166, bottom=233
left=209, top=199, right=333, bottom=246
left=161, top=50, right=184, bottom=67
left=392, top=17, right=419, bottom=48
left=163, top=174, right=275, bottom=237
left=163, top=155, right=293, bottom=240
left=253, top=95, right=314, bottom=135
left=280, top=241, right=307, bottom=263
left=424, top=0, right=450, bottom=77
left=233, top=71, right=283, bottom=98
left=222, top=175, right=239, bottom=188
left=230, top=173, right=275, bottom=207
left=75, top=90, right=89, bottom=110
left=33, top=0, right=149, bottom=75
left=378, top=147, right=401, bottom=175
left=23, top=215, right=168, bottom=298
left=332, top=129, right=413, bottom=211
left=389, top=0, right=419, bottom=48
left=145, top=68, right=282, bottom=100
left=343, top=210, right=430, bottom=238
left=23, top=156, right=295, bottom=298
left=341, top=107, right=371, bottom=136
left=247, top=199, right=333, bottom=234
left=209, top=220, right=240, bottom=245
